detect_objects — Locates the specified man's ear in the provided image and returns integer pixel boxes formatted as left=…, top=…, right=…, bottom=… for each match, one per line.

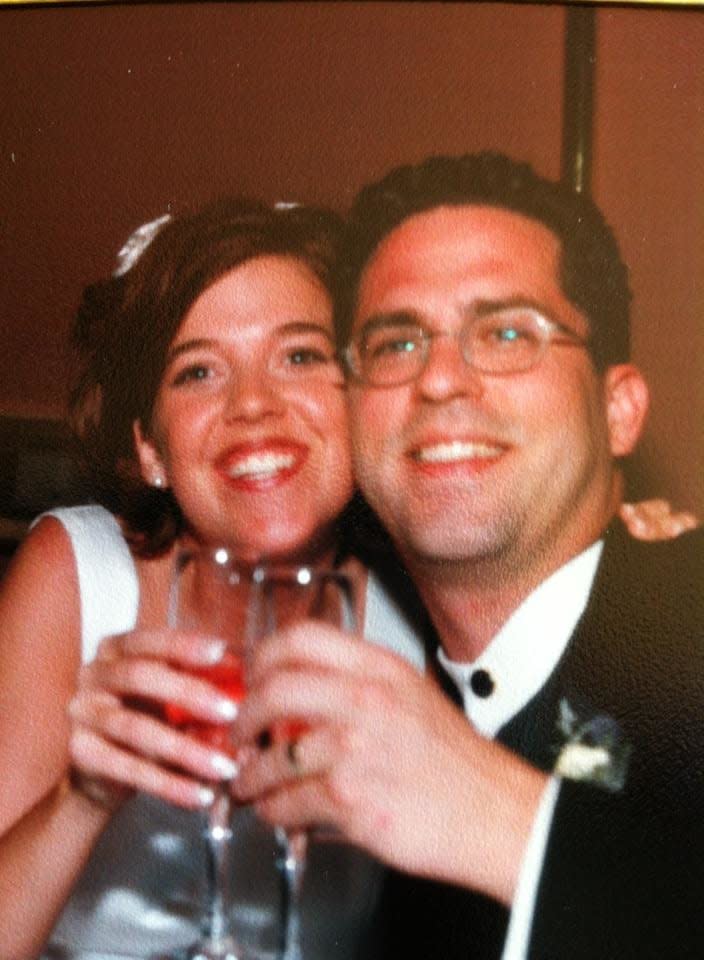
left=132, top=419, right=168, bottom=489
left=603, top=364, right=650, bottom=457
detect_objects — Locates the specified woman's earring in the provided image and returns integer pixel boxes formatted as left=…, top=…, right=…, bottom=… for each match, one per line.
left=152, top=473, right=165, bottom=489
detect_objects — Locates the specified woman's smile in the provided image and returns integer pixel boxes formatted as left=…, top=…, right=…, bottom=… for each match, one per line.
left=215, top=438, right=308, bottom=490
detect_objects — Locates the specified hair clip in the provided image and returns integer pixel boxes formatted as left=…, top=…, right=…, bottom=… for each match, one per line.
left=113, top=213, right=172, bottom=277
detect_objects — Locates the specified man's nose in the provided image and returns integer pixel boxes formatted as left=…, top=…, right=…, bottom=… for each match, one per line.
left=223, top=367, right=285, bottom=421
left=415, top=331, right=485, bottom=402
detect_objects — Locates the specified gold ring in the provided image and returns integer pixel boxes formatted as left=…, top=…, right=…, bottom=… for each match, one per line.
left=286, top=739, right=303, bottom=776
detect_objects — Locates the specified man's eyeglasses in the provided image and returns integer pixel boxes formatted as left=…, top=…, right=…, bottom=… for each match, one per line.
left=343, top=306, right=591, bottom=387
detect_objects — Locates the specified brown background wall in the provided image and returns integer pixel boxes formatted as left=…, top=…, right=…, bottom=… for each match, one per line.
left=1, top=2, right=702, bottom=513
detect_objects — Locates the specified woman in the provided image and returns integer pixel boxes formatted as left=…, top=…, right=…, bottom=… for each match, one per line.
left=0, top=199, right=424, bottom=960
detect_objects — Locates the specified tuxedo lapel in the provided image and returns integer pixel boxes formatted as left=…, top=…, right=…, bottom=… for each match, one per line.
left=497, top=523, right=641, bottom=776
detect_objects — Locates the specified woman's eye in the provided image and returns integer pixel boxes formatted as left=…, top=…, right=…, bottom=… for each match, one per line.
left=172, top=364, right=212, bottom=386
left=286, top=347, right=332, bottom=366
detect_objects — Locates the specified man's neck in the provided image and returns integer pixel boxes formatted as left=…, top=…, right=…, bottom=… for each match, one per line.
left=404, top=519, right=610, bottom=662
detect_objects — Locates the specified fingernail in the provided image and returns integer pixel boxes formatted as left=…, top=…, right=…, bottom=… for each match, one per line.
left=202, top=640, right=226, bottom=664
left=210, top=752, right=239, bottom=779
left=197, top=786, right=216, bottom=807
left=215, top=699, right=239, bottom=721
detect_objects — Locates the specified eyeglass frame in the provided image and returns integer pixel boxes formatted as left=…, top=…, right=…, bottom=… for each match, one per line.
left=342, top=302, right=592, bottom=388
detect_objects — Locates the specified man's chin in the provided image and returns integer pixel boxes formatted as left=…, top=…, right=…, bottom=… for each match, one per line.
left=393, top=522, right=507, bottom=571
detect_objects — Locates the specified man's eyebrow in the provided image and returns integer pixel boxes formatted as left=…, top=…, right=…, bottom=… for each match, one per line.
left=356, top=311, right=421, bottom=335
left=468, top=297, right=587, bottom=337
left=469, top=296, right=554, bottom=319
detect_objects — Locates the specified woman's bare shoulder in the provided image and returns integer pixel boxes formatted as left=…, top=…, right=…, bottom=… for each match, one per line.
left=0, top=515, right=81, bottom=673
left=2, top=515, right=78, bottom=597
left=0, top=518, right=83, bottom=829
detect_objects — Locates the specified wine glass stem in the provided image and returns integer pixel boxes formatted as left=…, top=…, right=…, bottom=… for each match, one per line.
left=277, top=828, right=308, bottom=960
left=204, top=788, right=235, bottom=949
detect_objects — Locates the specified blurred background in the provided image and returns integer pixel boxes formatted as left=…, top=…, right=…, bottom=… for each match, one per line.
left=1, top=2, right=702, bottom=548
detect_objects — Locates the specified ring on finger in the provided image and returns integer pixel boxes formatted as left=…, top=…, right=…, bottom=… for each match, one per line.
left=286, top=739, right=304, bottom=777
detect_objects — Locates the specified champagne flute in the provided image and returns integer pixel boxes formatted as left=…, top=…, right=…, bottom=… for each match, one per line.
left=250, top=565, right=358, bottom=960
left=165, top=547, right=257, bottom=960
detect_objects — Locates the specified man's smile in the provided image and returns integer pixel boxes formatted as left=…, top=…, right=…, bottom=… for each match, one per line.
left=410, top=438, right=506, bottom=465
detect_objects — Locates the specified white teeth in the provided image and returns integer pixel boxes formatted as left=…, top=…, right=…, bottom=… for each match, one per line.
left=227, top=452, right=295, bottom=479
left=415, top=441, right=502, bottom=464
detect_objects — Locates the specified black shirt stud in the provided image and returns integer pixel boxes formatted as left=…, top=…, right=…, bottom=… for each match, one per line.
left=470, top=668, right=495, bottom=698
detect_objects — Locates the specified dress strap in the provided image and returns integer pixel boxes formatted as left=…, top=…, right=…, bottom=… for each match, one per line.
left=34, top=505, right=139, bottom=663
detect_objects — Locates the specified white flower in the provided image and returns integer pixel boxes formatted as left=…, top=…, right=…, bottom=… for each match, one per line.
left=555, top=742, right=612, bottom=781
left=552, top=698, right=631, bottom=791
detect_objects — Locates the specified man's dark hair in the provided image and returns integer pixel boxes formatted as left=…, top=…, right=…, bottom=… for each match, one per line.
left=336, top=152, right=631, bottom=371
left=70, top=197, right=342, bottom=555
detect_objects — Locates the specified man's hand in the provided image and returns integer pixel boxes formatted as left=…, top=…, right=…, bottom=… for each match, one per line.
left=231, top=623, right=548, bottom=905
left=620, top=499, right=697, bottom=541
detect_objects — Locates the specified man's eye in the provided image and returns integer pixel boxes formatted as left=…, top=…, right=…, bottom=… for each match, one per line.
left=172, top=364, right=212, bottom=385
left=482, top=318, right=538, bottom=346
left=494, top=326, right=524, bottom=343
left=367, top=334, right=419, bottom=358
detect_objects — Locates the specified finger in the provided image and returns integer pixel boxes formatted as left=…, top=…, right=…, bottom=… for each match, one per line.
left=232, top=666, right=351, bottom=744
left=90, top=657, right=239, bottom=723
left=673, top=511, right=698, bottom=533
left=70, top=727, right=218, bottom=810
left=97, top=629, right=227, bottom=667
left=249, top=621, right=415, bottom=687
left=253, top=776, right=340, bottom=833
left=233, top=725, right=332, bottom=802
left=69, top=691, right=239, bottom=782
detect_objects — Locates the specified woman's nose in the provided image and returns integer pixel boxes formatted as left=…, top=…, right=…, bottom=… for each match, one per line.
left=223, top=368, right=286, bottom=421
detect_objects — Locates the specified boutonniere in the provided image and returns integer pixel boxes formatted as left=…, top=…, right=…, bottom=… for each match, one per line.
left=553, top=698, right=631, bottom=792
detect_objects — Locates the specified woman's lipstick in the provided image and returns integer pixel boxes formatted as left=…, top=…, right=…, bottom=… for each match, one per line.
left=216, top=440, right=308, bottom=491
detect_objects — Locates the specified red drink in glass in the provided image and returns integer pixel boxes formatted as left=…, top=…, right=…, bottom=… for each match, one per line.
left=164, top=652, right=245, bottom=756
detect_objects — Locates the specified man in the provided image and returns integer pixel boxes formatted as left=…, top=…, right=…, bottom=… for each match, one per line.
left=233, top=153, right=704, bottom=958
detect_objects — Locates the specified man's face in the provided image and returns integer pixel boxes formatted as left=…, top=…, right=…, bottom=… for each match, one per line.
left=348, top=205, right=641, bottom=575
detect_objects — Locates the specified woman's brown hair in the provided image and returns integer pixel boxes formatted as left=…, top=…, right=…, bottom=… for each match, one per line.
left=70, top=197, right=343, bottom=555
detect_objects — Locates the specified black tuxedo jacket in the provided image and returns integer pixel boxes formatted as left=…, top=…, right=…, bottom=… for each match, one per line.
left=370, top=523, right=704, bottom=960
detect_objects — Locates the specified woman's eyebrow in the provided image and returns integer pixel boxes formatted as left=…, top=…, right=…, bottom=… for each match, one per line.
left=165, top=338, right=216, bottom=363
left=277, top=320, right=335, bottom=340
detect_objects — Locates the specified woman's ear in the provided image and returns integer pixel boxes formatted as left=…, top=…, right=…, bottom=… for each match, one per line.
left=603, top=364, right=650, bottom=458
left=132, top=420, right=168, bottom=489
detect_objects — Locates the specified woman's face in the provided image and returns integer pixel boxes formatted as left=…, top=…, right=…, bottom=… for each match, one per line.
left=135, top=255, right=353, bottom=563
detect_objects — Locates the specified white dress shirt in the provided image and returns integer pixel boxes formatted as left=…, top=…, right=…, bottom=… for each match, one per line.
left=437, top=539, right=604, bottom=960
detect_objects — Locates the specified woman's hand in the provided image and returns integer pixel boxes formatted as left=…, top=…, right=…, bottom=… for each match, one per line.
left=67, top=629, right=241, bottom=810
left=620, top=499, right=697, bottom=541
left=231, top=624, right=546, bottom=904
